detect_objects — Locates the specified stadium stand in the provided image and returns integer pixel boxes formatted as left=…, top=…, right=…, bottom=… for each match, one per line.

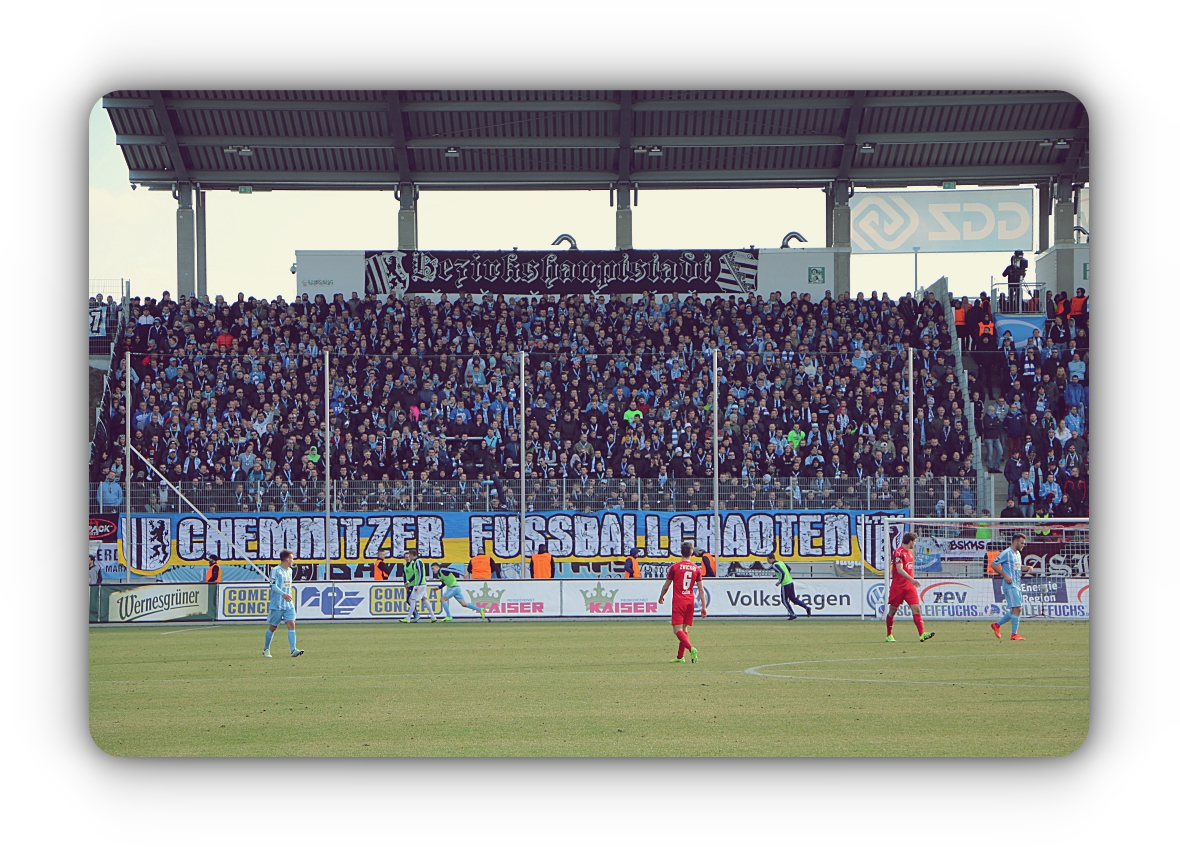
left=88, top=284, right=1087, bottom=520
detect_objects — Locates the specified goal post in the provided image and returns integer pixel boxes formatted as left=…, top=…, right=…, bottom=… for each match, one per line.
left=877, top=516, right=1089, bottom=621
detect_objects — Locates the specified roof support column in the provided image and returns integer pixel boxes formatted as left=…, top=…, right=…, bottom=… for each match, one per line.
left=831, top=180, right=851, bottom=299
left=398, top=182, right=417, bottom=251
left=1037, top=182, right=1051, bottom=255
left=824, top=185, right=835, bottom=248
left=615, top=182, right=632, bottom=250
left=195, top=189, right=208, bottom=299
left=176, top=183, right=196, bottom=298
left=1052, top=178, right=1076, bottom=296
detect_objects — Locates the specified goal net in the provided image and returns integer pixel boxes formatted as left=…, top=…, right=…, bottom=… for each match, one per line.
left=873, top=517, right=1089, bottom=621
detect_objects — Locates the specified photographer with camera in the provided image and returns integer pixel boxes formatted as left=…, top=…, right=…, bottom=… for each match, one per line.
left=1002, top=250, right=1028, bottom=312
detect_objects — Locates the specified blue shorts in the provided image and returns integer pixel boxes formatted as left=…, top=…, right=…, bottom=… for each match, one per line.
left=441, top=586, right=463, bottom=601
left=1002, top=584, right=1023, bottom=609
left=267, top=603, right=296, bottom=626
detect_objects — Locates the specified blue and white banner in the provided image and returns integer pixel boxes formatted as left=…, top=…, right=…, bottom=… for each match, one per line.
left=850, top=189, right=1034, bottom=253
left=119, top=508, right=904, bottom=578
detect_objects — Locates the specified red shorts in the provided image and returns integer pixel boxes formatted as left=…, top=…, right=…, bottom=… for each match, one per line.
left=671, top=597, right=695, bottom=627
left=888, top=581, right=920, bottom=607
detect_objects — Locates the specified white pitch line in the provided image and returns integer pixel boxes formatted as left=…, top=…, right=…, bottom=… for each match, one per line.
left=89, top=667, right=734, bottom=685
left=745, top=656, right=1088, bottom=689
left=158, top=626, right=221, bottom=636
left=744, top=673, right=1087, bottom=690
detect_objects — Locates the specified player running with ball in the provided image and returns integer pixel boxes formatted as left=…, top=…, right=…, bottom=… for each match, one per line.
left=658, top=542, right=707, bottom=663
left=991, top=533, right=1032, bottom=641
left=885, top=532, right=935, bottom=643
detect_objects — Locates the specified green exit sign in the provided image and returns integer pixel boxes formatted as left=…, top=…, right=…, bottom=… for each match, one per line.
left=942, top=181, right=957, bottom=190
left=238, top=186, right=253, bottom=194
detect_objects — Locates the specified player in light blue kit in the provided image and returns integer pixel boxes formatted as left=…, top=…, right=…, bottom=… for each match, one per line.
left=991, top=533, right=1033, bottom=642
left=263, top=549, right=304, bottom=657
left=432, top=563, right=488, bottom=621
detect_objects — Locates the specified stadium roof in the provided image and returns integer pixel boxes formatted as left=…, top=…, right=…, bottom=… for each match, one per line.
left=103, top=89, right=1088, bottom=192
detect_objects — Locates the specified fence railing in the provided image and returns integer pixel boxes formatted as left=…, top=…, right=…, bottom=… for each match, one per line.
left=988, top=280, right=1048, bottom=316
left=89, top=475, right=981, bottom=518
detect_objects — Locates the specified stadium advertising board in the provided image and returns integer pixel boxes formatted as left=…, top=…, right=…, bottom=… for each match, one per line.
left=850, top=189, right=1034, bottom=253
left=90, top=514, right=118, bottom=542
left=299, top=247, right=840, bottom=299
left=217, top=580, right=563, bottom=620
left=560, top=578, right=862, bottom=617
left=105, top=584, right=214, bottom=623
left=865, top=578, right=1089, bottom=620
left=120, top=508, right=900, bottom=578
left=295, top=250, right=368, bottom=301
left=363, top=248, right=761, bottom=296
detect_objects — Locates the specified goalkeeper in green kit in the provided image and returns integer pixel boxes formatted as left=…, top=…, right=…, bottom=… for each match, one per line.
left=432, top=563, right=488, bottom=621
left=767, top=552, right=812, bottom=620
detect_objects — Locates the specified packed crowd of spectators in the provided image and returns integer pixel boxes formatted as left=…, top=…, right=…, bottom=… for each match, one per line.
left=952, top=286, right=1090, bottom=517
left=88, top=283, right=1084, bottom=518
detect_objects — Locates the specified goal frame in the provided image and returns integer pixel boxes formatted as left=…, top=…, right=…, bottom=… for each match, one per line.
left=879, top=516, right=1089, bottom=621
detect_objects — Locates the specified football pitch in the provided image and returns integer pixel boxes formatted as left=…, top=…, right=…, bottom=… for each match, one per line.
left=89, top=619, right=1088, bottom=757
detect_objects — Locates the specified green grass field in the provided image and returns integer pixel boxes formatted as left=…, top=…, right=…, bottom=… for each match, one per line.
left=89, top=619, right=1088, bottom=757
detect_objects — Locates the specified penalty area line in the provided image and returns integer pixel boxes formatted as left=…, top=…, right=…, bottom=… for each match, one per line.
left=158, top=626, right=221, bottom=636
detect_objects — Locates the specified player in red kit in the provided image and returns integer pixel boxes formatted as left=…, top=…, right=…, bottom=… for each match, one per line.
left=885, top=531, right=935, bottom=643
left=658, top=542, right=708, bottom=663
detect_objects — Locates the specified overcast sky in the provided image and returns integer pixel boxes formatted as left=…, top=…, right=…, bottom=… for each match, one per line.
left=89, top=100, right=1040, bottom=303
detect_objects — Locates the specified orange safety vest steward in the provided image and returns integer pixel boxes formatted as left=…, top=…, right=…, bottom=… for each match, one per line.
left=701, top=553, right=717, bottom=577
left=531, top=552, right=553, bottom=579
left=470, top=554, right=493, bottom=579
left=954, top=306, right=966, bottom=327
left=623, top=556, right=640, bottom=578
left=978, top=320, right=995, bottom=339
left=1069, top=295, right=1087, bottom=318
left=373, top=559, right=390, bottom=580
left=205, top=563, right=221, bottom=583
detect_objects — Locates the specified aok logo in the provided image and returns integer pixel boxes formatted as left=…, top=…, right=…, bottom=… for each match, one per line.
left=300, top=586, right=364, bottom=616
